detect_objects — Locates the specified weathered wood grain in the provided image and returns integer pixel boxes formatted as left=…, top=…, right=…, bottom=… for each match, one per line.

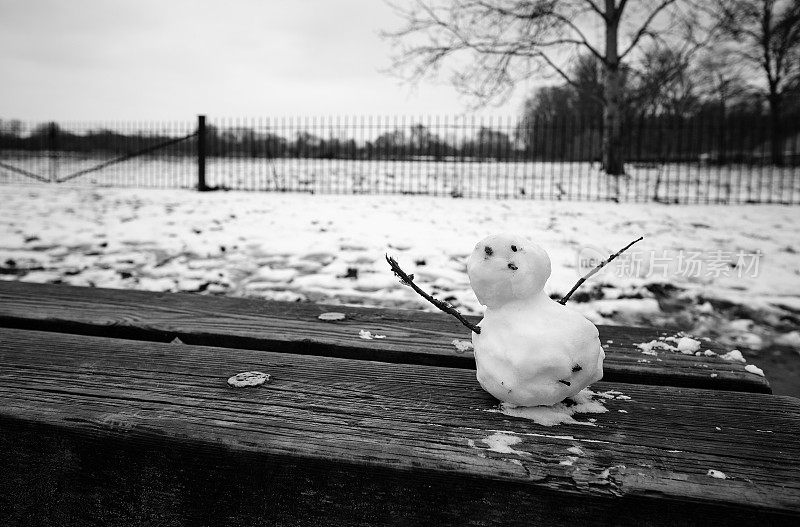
left=0, top=281, right=770, bottom=392
left=0, top=328, right=797, bottom=526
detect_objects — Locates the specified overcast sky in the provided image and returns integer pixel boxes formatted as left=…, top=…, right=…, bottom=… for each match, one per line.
left=0, top=0, right=530, bottom=121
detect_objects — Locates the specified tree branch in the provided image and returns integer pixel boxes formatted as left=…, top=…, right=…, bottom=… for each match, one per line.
left=620, top=0, right=679, bottom=59
left=558, top=237, right=644, bottom=305
left=549, top=12, right=606, bottom=61
left=386, top=254, right=481, bottom=334
left=535, top=52, right=584, bottom=92
left=580, top=0, right=607, bottom=20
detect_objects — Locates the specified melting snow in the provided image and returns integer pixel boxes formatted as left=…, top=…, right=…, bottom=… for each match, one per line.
left=676, top=336, right=701, bottom=354
left=720, top=349, right=746, bottom=363
left=482, top=432, right=526, bottom=454
left=227, top=371, right=271, bottom=388
left=635, top=340, right=674, bottom=354
left=745, top=364, right=765, bottom=377
left=487, top=389, right=610, bottom=427
left=595, top=390, right=631, bottom=400
left=358, top=329, right=386, bottom=340
left=318, top=312, right=346, bottom=321
left=451, top=339, right=474, bottom=353
left=635, top=335, right=704, bottom=356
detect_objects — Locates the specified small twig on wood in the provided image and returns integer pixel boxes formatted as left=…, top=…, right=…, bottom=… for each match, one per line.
left=558, top=237, right=644, bottom=305
left=385, top=254, right=481, bottom=334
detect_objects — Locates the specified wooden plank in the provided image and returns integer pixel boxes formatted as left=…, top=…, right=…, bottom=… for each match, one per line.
left=0, top=328, right=797, bottom=525
left=0, top=281, right=770, bottom=393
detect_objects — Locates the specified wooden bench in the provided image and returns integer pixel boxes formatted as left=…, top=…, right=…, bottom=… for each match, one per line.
left=1, top=282, right=798, bottom=525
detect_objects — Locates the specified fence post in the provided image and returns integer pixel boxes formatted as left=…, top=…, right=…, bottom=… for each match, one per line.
left=197, top=114, right=208, bottom=191
left=49, top=123, right=58, bottom=183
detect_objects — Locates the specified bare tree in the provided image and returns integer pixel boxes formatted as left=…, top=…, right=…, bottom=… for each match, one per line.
left=693, top=49, right=748, bottom=114
left=382, top=0, right=696, bottom=175
left=709, top=0, right=800, bottom=165
left=692, top=48, right=749, bottom=164
left=632, top=45, right=699, bottom=116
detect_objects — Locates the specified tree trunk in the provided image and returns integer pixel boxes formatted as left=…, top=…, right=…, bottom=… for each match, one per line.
left=768, top=93, right=784, bottom=167
left=718, top=102, right=727, bottom=165
left=603, top=2, right=625, bottom=176
left=603, top=67, right=624, bottom=175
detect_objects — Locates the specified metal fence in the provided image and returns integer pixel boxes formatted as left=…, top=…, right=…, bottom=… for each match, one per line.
left=1, top=114, right=798, bottom=203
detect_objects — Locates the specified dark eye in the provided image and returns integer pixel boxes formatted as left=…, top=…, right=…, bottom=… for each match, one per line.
left=511, top=245, right=517, bottom=252
left=484, top=246, right=493, bottom=256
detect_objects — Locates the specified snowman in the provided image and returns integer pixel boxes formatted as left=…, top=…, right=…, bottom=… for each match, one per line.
left=466, top=233, right=604, bottom=407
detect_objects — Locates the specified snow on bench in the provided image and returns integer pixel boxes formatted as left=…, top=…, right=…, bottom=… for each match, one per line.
left=0, top=327, right=797, bottom=525
left=0, top=281, right=771, bottom=393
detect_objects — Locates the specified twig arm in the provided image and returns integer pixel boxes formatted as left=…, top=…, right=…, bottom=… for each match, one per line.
left=558, top=237, right=644, bottom=305
left=386, top=254, right=481, bottom=334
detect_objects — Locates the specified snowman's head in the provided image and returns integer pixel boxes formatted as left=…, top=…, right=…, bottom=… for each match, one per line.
left=467, top=233, right=551, bottom=308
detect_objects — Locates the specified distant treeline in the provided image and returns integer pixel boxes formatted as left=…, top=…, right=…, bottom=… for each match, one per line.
left=1, top=104, right=799, bottom=165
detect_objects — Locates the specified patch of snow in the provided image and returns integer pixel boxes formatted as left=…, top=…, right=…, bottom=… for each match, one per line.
left=594, top=298, right=661, bottom=317
left=736, top=332, right=764, bottom=350
left=358, top=329, right=386, bottom=340
left=482, top=432, right=525, bottom=454
left=744, top=364, right=764, bottom=377
left=728, top=319, right=754, bottom=332
left=176, top=278, right=206, bottom=292
left=720, top=349, right=746, bottom=363
left=353, top=273, right=398, bottom=292
left=597, top=465, right=625, bottom=480
left=318, top=312, right=346, bottom=321
left=697, top=301, right=714, bottom=313
left=595, top=390, right=631, bottom=400
left=774, top=331, right=800, bottom=348
left=676, top=336, right=701, bottom=354
left=227, top=371, right=271, bottom=388
left=19, top=270, right=62, bottom=283
left=451, top=339, right=474, bottom=353
left=252, top=267, right=298, bottom=282
left=636, top=335, right=703, bottom=356
left=137, top=277, right=175, bottom=292
left=634, top=340, right=674, bottom=355
left=487, top=389, right=609, bottom=427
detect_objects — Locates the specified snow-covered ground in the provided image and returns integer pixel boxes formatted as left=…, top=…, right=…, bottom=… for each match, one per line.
left=1, top=184, right=798, bottom=355
left=2, top=155, right=798, bottom=203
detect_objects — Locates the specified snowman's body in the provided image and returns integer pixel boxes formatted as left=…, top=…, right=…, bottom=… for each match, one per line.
left=467, top=233, right=604, bottom=407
